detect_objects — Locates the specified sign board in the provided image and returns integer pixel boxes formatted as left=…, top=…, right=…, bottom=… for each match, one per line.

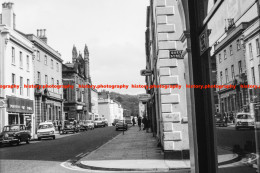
left=140, top=69, right=153, bottom=76
left=169, top=50, right=183, bottom=59
left=6, top=96, right=33, bottom=113
left=199, top=28, right=209, bottom=55
left=138, top=94, right=151, bottom=102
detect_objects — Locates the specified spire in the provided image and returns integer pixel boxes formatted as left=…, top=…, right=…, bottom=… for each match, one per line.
left=72, top=45, right=78, bottom=63
left=84, top=44, right=89, bottom=60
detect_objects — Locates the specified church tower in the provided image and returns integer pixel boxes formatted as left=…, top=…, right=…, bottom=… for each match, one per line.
left=84, top=44, right=91, bottom=83
left=72, top=45, right=77, bottom=63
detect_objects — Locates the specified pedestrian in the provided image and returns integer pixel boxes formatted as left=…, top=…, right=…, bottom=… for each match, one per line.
left=142, top=116, right=147, bottom=130
left=58, top=121, right=62, bottom=134
left=146, top=118, right=150, bottom=133
left=137, top=116, right=142, bottom=131
left=132, top=117, right=136, bottom=126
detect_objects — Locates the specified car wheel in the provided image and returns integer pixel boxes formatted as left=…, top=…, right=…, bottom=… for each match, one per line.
left=16, top=139, right=20, bottom=146
left=38, top=137, right=41, bottom=141
left=235, top=126, right=239, bottom=130
left=53, top=136, right=55, bottom=140
left=26, top=137, right=30, bottom=144
left=116, top=128, right=118, bottom=131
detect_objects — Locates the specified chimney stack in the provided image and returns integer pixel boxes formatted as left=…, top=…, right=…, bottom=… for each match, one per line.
left=1, top=2, right=15, bottom=29
left=37, top=29, right=48, bottom=44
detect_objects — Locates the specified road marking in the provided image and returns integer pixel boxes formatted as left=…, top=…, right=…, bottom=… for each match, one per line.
left=76, top=153, right=83, bottom=157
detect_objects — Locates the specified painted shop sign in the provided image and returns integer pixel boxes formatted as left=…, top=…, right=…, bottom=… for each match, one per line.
left=6, top=96, right=33, bottom=114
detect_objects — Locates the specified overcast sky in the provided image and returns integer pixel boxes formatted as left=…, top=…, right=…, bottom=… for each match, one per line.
left=3, top=0, right=149, bottom=95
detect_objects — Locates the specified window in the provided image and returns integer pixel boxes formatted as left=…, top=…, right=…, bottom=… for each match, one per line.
left=37, top=72, right=41, bottom=85
left=51, top=59, right=54, bottom=69
left=225, top=68, right=228, bottom=83
left=44, top=55, right=47, bottom=65
left=12, top=47, right=15, bottom=64
left=252, top=67, right=256, bottom=85
left=63, top=89, right=67, bottom=101
left=37, top=51, right=40, bottom=61
left=19, top=52, right=23, bottom=68
left=51, top=78, right=54, bottom=92
left=12, top=73, right=15, bottom=93
left=229, top=45, right=233, bottom=55
left=231, top=65, right=235, bottom=80
left=218, top=54, right=221, bottom=63
left=249, top=43, right=253, bottom=60
left=237, top=39, right=240, bottom=50
left=45, top=75, right=48, bottom=85
left=224, top=50, right=227, bottom=59
left=238, top=61, right=242, bottom=75
left=220, top=71, right=223, bottom=85
left=56, top=62, right=59, bottom=72
left=57, top=80, right=59, bottom=94
left=27, top=79, right=30, bottom=97
left=20, top=77, right=23, bottom=95
left=26, top=55, right=29, bottom=71
left=256, top=38, right=260, bottom=55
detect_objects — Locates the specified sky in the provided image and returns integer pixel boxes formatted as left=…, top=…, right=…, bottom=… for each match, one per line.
left=2, top=0, right=149, bottom=95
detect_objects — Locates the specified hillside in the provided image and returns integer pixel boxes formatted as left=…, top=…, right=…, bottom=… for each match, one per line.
left=110, top=92, right=139, bottom=117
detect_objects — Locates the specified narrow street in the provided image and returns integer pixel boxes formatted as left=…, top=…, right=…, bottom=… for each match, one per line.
left=0, top=127, right=121, bottom=173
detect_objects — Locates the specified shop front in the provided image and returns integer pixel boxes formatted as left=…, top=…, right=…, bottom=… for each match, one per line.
left=6, top=95, right=34, bottom=137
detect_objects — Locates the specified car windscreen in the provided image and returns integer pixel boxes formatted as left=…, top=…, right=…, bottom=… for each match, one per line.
left=39, top=124, right=53, bottom=129
left=3, top=126, right=19, bottom=132
left=236, top=114, right=253, bottom=119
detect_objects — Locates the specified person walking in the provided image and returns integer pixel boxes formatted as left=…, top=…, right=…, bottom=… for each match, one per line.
left=132, top=117, right=136, bottom=126
left=58, top=121, right=62, bottom=134
left=137, top=116, right=142, bottom=131
left=142, top=116, right=148, bottom=130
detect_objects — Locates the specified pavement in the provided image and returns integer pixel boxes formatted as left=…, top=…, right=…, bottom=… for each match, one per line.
left=76, top=126, right=239, bottom=172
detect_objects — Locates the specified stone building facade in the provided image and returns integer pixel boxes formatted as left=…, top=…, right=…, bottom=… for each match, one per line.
left=62, top=45, right=91, bottom=121
left=25, top=30, right=64, bottom=131
left=144, top=0, right=189, bottom=159
left=0, top=2, right=35, bottom=137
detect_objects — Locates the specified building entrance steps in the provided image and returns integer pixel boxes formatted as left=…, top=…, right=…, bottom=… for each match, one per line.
left=76, top=126, right=238, bottom=172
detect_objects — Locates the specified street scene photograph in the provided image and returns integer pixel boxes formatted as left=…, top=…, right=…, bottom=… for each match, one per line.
left=0, top=0, right=260, bottom=173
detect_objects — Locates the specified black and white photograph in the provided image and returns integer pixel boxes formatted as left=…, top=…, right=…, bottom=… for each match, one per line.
left=0, top=0, right=259, bottom=173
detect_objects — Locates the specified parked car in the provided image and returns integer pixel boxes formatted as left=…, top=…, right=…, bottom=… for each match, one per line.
left=215, top=113, right=227, bottom=127
left=115, top=120, right=128, bottom=131
left=37, top=122, right=56, bottom=140
left=78, top=120, right=88, bottom=131
left=235, top=113, right=255, bottom=130
left=112, top=119, right=120, bottom=126
left=85, top=120, right=95, bottom=130
left=94, top=118, right=106, bottom=128
left=0, top=124, right=31, bottom=146
left=102, top=118, right=108, bottom=127
left=62, top=120, right=79, bottom=134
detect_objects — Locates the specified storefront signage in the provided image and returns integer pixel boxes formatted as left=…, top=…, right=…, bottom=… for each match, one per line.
left=6, top=96, right=33, bottom=114
left=169, top=50, right=183, bottom=59
left=140, top=69, right=153, bottom=76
